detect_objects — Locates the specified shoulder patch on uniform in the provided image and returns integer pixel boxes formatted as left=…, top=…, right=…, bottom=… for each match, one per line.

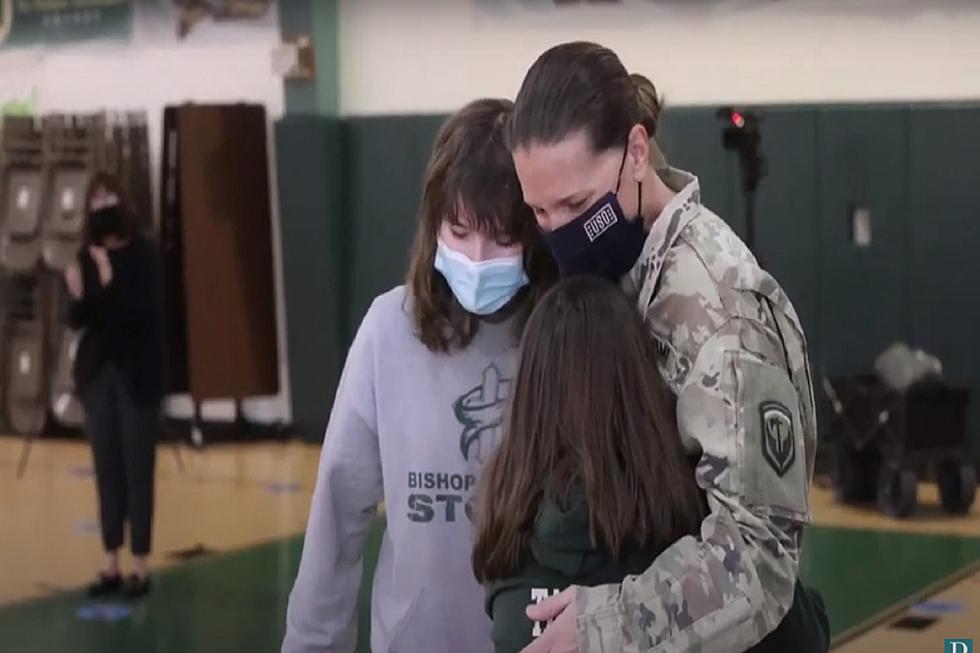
left=760, top=401, right=795, bottom=477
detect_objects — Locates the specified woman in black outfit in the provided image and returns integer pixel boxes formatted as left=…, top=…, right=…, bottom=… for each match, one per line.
left=64, top=172, right=165, bottom=599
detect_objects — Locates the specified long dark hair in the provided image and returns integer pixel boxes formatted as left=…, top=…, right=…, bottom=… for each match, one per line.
left=473, top=276, right=703, bottom=583
left=407, top=98, right=557, bottom=353
left=509, top=41, right=663, bottom=153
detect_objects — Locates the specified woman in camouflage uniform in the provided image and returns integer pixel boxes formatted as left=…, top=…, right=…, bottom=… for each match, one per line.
left=507, top=41, right=822, bottom=653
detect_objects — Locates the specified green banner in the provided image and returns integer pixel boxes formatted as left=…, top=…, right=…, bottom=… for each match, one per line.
left=0, top=0, right=131, bottom=48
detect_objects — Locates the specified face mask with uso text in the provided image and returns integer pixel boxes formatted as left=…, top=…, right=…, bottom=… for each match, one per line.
left=434, top=239, right=529, bottom=316
left=542, top=149, right=646, bottom=281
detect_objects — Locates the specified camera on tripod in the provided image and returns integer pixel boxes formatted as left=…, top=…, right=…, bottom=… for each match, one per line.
left=717, top=107, right=767, bottom=252
left=717, top=107, right=767, bottom=193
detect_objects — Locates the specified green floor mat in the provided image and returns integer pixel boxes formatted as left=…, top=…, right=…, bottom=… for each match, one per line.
left=2, top=522, right=979, bottom=652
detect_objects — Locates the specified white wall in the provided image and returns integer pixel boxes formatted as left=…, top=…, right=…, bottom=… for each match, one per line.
left=0, top=3, right=291, bottom=424
left=338, top=0, right=980, bottom=116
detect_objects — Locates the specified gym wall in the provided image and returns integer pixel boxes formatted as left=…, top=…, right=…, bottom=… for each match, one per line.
left=337, top=0, right=980, bottom=115
left=0, top=2, right=292, bottom=425
left=277, top=1, right=980, bottom=447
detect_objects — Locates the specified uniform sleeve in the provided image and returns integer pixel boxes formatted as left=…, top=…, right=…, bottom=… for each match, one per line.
left=282, top=307, right=384, bottom=653
left=575, top=315, right=809, bottom=652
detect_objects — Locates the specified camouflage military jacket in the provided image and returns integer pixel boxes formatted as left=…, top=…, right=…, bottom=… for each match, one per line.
left=575, top=169, right=818, bottom=652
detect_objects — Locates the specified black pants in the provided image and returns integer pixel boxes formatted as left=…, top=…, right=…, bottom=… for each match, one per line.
left=82, top=365, right=159, bottom=556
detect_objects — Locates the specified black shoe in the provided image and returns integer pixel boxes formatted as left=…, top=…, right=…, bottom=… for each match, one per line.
left=122, top=574, right=151, bottom=600
left=87, top=573, right=122, bottom=597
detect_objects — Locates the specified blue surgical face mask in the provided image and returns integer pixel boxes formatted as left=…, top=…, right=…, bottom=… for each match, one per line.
left=434, top=239, right=529, bottom=316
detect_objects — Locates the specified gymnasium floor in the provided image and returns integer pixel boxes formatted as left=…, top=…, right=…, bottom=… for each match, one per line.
left=1, top=436, right=978, bottom=652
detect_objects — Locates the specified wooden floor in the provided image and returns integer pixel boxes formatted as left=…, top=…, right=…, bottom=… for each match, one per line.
left=810, top=476, right=980, bottom=648
left=1, top=435, right=979, bottom=652
left=810, top=475, right=980, bottom=537
left=0, top=435, right=319, bottom=605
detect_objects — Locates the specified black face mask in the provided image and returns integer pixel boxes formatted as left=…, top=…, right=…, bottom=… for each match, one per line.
left=89, top=206, right=124, bottom=245
left=542, top=148, right=646, bottom=280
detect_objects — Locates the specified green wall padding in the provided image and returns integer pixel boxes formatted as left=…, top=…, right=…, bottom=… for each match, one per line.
left=907, top=106, right=980, bottom=449
left=752, top=108, right=822, bottom=361
left=815, top=106, right=911, bottom=377
left=275, top=115, right=349, bottom=442
left=657, top=107, right=738, bottom=225
left=344, top=115, right=444, bottom=343
left=276, top=102, right=980, bottom=451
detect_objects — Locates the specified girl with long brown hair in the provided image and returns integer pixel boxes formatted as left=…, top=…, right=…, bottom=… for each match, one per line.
left=283, top=99, right=556, bottom=653
left=473, top=277, right=828, bottom=653
left=472, top=276, right=702, bottom=652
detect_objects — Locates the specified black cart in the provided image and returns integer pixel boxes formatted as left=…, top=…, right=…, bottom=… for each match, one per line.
left=824, top=374, right=975, bottom=518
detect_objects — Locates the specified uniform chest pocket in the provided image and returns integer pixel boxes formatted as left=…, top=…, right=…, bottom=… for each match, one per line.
left=732, top=350, right=810, bottom=522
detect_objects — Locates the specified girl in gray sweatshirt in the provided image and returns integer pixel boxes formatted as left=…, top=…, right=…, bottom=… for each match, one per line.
left=282, top=99, right=557, bottom=653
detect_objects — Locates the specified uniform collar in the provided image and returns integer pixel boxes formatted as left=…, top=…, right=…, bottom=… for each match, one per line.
left=623, top=167, right=702, bottom=306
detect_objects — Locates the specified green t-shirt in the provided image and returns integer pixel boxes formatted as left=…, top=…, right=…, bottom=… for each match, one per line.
left=485, top=495, right=829, bottom=653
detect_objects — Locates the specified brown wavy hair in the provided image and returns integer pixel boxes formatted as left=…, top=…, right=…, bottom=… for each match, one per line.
left=473, top=276, right=704, bottom=583
left=408, top=98, right=557, bottom=353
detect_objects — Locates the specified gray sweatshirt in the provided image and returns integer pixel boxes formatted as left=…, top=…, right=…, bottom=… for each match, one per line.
left=283, top=286, right=519, bottom=653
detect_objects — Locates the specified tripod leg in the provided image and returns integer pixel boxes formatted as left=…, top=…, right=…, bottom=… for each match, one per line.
left=172, top=436, right=185, bottom=473
left=16, top=433, right=33, bottom=479
left=191, top=400, right=205, bottom=448
left=233, top=398, right=250, bottom=437
left=744, top=190, right=758, bottom=260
